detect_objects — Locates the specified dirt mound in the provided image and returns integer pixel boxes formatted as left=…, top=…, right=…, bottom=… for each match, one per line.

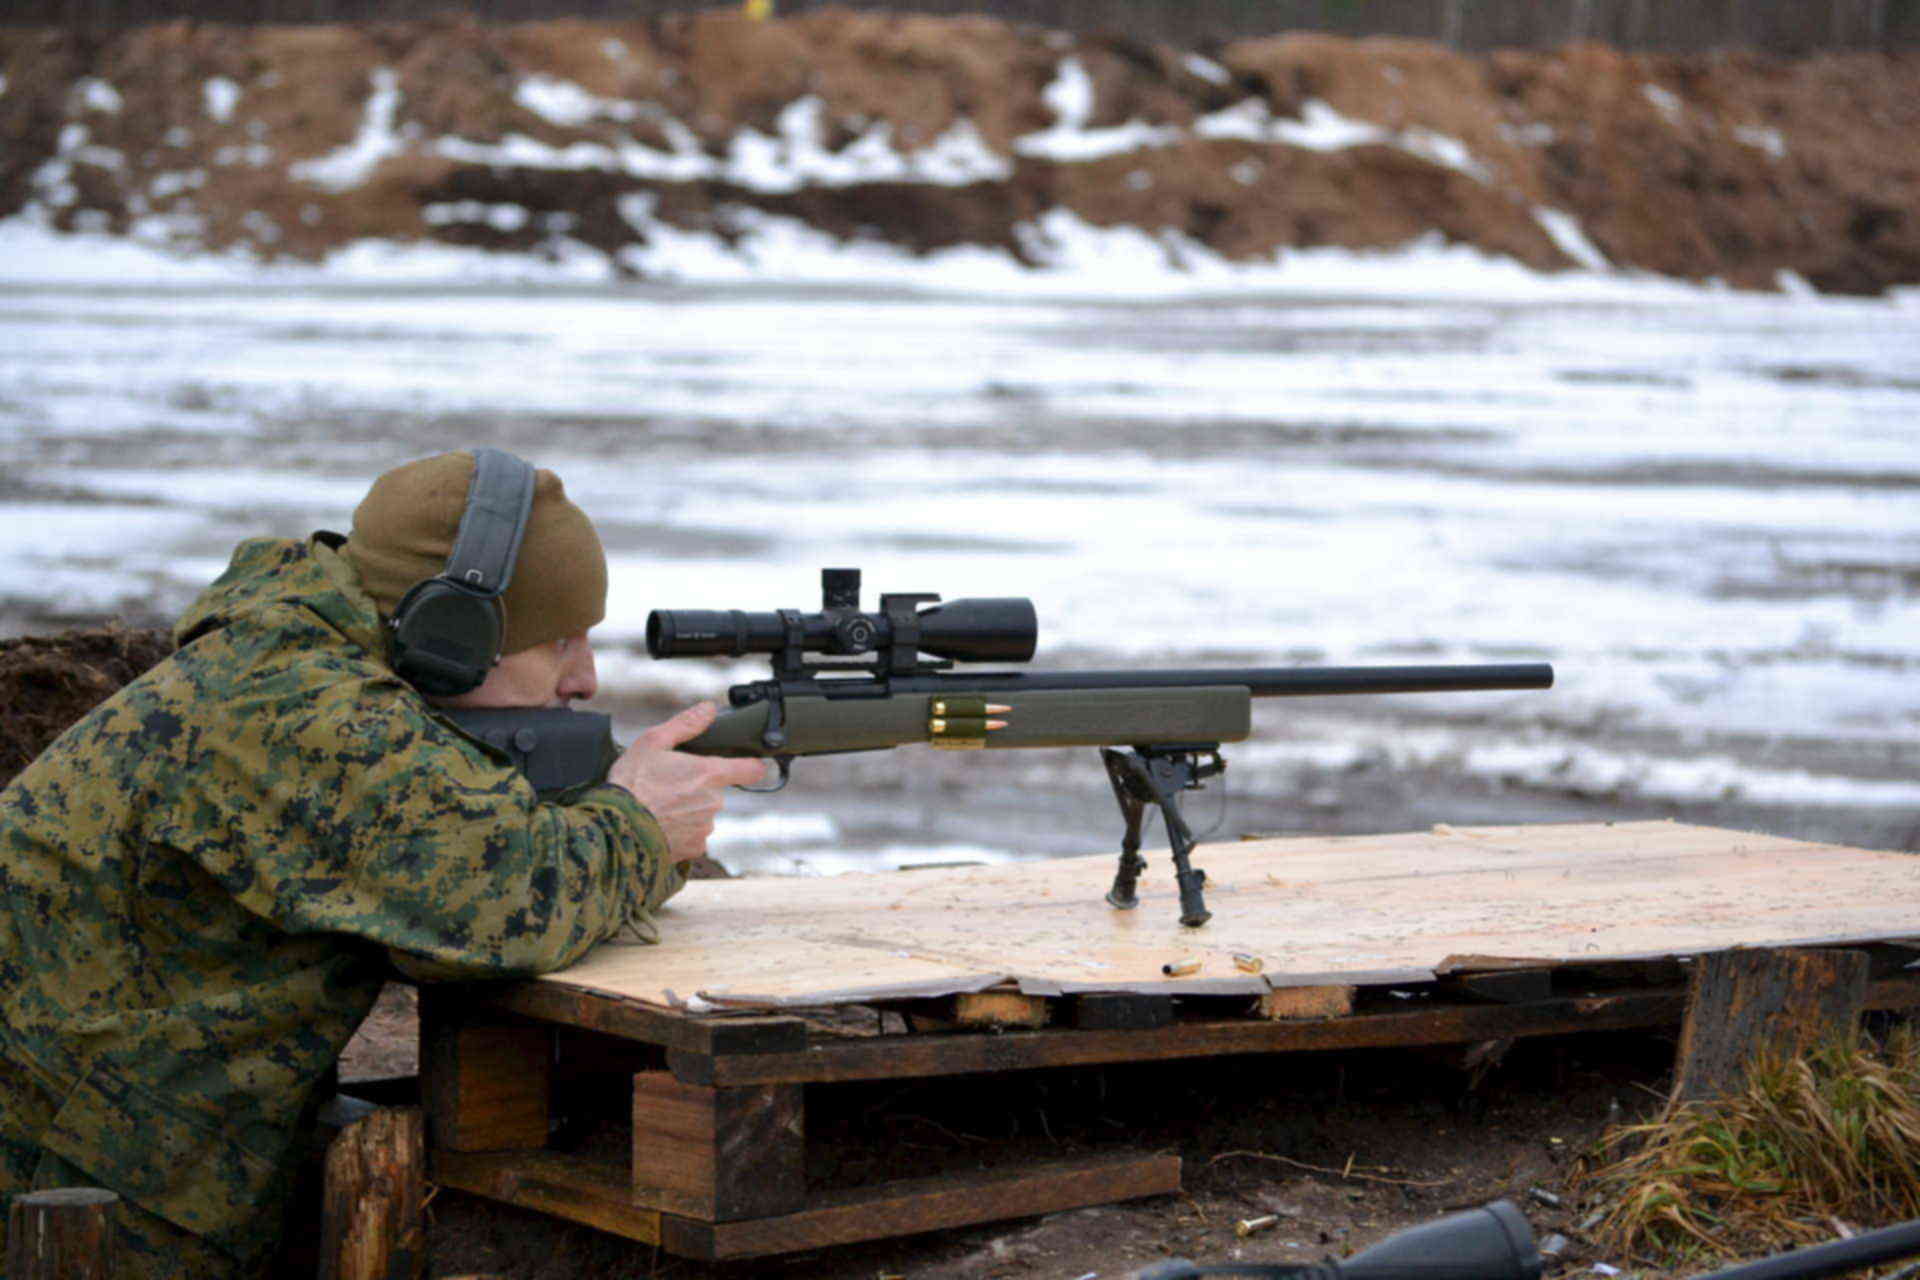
left=1, top=12, right=1915, bottom=292
left=0, top=625, right=174, bottom=789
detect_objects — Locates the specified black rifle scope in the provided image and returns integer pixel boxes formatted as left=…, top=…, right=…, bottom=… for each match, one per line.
left=647, top=567, right=1037, bottom=664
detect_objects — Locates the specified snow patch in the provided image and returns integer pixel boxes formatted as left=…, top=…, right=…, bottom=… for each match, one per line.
left=441, top=96, right=1009, bottom=190
left=1016, top=58, right=1183, bottom=161
left=1534, top=207, right=1610, bottom=271
left=1643, top=84, right=1683, bottom=122
left=148, top=170, right=206, bottom=199
left=1016, top=118, right=1180, bottom=162
left=1735, top=125, right=1787, bottom=159
left=1775, top=269, right=1816, bottom=297
left=1197, top=98, right=1491, bottom=180
left=290, top=68, right=403, bottom=193
left=423, top=201, right=530, bottom=232
left=203, top=77, right=241, bottom=123
left=1183, top=54, right=1230, bottom=86
left=77, top=78, right=122, bottom=114
left=515, top=74, right=636, bottom=127
left=1041, top=56, right=1094, bottom=130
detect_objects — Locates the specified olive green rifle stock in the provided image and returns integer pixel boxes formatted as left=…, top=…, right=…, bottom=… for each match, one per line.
left=686, top=685, right=1252, bottom=755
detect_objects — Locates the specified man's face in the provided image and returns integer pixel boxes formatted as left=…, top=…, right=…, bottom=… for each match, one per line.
left=437, top=633, right=598, bottom=709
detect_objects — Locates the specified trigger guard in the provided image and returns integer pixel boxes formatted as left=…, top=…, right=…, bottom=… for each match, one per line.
left=736, top=757, right=791, bottom=794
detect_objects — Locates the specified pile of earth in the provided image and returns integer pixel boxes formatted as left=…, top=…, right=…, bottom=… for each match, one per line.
left=0, top=625, right=173, bottom=789
left=2, top=9, right=1916, bottom=293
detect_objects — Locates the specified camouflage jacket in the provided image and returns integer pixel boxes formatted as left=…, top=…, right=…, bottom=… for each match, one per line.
left=0, top=534, right=677, bottom=1263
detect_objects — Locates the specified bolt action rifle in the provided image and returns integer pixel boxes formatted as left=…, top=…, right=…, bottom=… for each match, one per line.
left=1130, top=1198, right=1920, bottom=1279
left=632, top=568, right=1552, bottom=927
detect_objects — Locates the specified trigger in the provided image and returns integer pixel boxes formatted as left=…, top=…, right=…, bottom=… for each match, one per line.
left=738, top=757, right=791, bottom=794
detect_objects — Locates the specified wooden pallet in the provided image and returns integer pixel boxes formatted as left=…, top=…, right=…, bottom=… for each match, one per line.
left=420, top=822, right=1920, bottom=1259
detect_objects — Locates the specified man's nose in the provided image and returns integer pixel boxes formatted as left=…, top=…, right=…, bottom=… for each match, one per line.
left=561, top=642, right=598, bottom=701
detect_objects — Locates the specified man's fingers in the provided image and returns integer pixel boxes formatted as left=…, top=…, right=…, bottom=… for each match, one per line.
left=637, top=700, right=718, bottom=750
left=713, top=757, right=773, bottom=788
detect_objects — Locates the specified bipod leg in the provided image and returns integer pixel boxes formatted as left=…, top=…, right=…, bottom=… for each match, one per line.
left=1139, top=753, right=1211, bottom=928
left=1167, top=824, right=1211, bottom=928
left=1101, top=748, right=1149, bottom=911
left=1102, top=747, right=1222, bottom=927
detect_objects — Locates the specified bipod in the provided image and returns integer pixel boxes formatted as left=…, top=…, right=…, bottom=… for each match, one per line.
left=1101, top=744, right=1226, bottom=928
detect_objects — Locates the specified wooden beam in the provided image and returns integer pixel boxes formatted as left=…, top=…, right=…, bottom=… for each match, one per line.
left=661, top=1152, right=1182, bottom=1260
left=693, top=989, right=1699, bottom=1085
left=421, top=994, right=551, bottom=1152
left=6, top=1188, right=118, bottom=1280
left=431, top=1151, right=661, bottom=1245
left=320, top=1106, right=425, bottom=1280
left=1671, top=947, right=1872, bottom=1107
left=483, top=981, right=807, bottom=1055
left=632, top=973, right=1920, bottom=1088
left=631, top=1072, right=805, bottom=1221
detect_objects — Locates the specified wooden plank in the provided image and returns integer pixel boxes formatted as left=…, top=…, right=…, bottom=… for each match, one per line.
left=537, top=823, right=1920, bottom=1010
left=484, top=981, right=807, bottom=1055
left=431, top=1151, right=662, bottom=1245
left=631, top=1072, right=805, bottom=1221
left=1259, top=986, right=1356, bottom=1020
left=420, top=995, right=550, bottom=1152
left=320, top=1106, right=425, bottom=1280
left=1672, top=947, right=1872, bottom=1107
left=661, top=1153, right=1182, bottom=1260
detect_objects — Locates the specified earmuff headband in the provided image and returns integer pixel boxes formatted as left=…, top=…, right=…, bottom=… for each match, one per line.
left=445, top=447, right=537, bottom=597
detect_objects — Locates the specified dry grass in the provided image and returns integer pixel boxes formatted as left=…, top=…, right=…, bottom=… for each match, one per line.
left=1583, top=1026, right=1920, bottom=1268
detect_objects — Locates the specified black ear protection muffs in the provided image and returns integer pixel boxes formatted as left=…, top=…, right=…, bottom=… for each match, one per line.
left=389, top=448, right=538, bottom=697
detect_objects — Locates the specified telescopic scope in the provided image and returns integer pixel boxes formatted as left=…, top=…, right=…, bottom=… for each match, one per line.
left=646, top=568, right=1037, bottom=665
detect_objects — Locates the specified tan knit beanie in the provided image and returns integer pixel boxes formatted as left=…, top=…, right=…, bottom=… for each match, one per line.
left=343, top=451, right=607, bottom=656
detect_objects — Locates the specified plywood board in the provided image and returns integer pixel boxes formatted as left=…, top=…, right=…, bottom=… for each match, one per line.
left=546, top=822, right=1920, bottom=1009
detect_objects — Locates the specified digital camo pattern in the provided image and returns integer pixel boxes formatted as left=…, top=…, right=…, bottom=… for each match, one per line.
left=0, top=535, right=676, bottom=1270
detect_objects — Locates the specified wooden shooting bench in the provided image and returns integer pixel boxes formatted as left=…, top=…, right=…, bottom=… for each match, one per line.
left=420, top=821, right=1920, bottom=1261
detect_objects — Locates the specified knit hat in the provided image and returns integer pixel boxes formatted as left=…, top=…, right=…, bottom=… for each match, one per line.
left=343, top=451, right=607, bottom=656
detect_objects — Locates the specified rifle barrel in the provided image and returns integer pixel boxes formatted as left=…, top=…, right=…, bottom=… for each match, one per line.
left=872, top=663, right=1553, bottom=699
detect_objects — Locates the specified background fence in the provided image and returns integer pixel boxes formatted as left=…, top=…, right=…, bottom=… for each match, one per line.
left=8, top=0, right=1919, bottom=51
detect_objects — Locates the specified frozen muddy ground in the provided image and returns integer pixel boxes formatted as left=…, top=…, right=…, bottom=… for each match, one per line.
left=2, top=271, right=1916, bottom=869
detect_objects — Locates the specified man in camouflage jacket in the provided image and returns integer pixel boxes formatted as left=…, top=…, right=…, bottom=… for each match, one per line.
left=0, top=453, right=761, bottom=1277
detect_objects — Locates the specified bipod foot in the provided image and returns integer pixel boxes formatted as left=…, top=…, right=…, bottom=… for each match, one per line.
left=1176, top=866, right=1211, bottom=928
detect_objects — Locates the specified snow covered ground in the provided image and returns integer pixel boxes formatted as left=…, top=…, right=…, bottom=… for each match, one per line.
left=2, top=223, right=1916, bottom=873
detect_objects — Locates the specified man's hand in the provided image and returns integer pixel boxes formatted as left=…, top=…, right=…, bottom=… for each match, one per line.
left=608, top=702, right=767, bottom=864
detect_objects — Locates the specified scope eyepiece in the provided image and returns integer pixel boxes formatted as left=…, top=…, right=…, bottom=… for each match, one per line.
left=645, top=570, right=1037, bottom=667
